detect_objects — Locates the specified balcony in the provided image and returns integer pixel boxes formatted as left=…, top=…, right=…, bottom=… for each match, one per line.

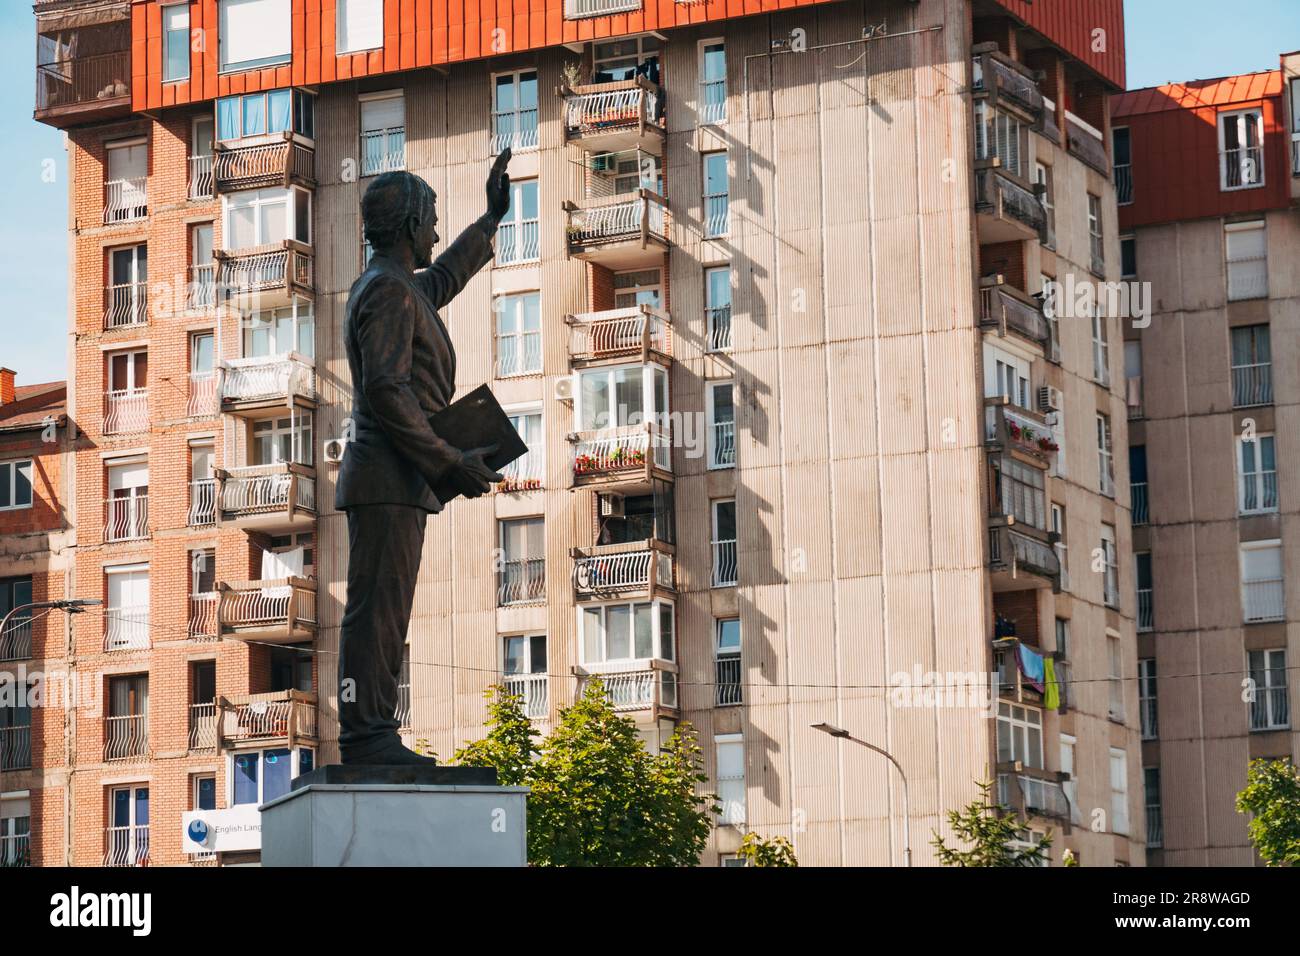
left=997, top=768, right=1072, bottom=826
left=1039, top=95, right=1061, bottom=144
left=216, top=463, right=316, bottom=533
left=497, top=558, right=546, bottom=607
left=988, top=523, right=1060, bottom=591
left=213, top=134, right=315, bottom=194
left=217, top=578, right=317, bottom=645
left=186, top=370, right=218, bottom=420
left=189, top=154, right=215, bottom=201
left=103, top=494, right=148, bottom=543
left=503, top=673, right=549, bottom=720
left=35, top=27, right=131, bottom=127
left=188, top=701, right=217, bottom=751
left=103, top=176, right=146, bottom=225
left=188, top=478, right=216, bottom=527
left=562, top=79, right=664, bottom=155
left=564, top=0, right=642, bottom=19
left=0, top=724, right=31, bottom=771
left=571, top=424, right=672, bottom=490
left=984, top=399, right=1059, bottom=467
left=0, top=614, right=32, bottom=662
left=972, top=45, right=1044, bottom=126
left=571, top=541, right=675, bottom=601
left=498, top=444, right=543, bottom=492
left=214, top=240, right=314, bottom=307
left=974, top=161, right=1046, bottom=244
left=567, top=306, right=672, bottom=367
left=103, top=281, right=147, bottom=329
left=103, top=606, right=149, bottom=652
left=979, top=279, right=1049, bottom=351
left=216, top=690, right=318, bottom=751
left=565, top=190, right=670, bottom=270
left=575, top=660, right=679, bottom=719
left=1066, top=111, right=1110, bottom=176
left=188, top=264, right=217, bottom=312
left=712, top=538, right=738, bottom=588
left=219, top=353, right=316, bottom=414
left=103, top=713, right=148, bottom=762
left=189, top=592, right=218, bottom=641
left=103, top=825, right=148, bottom=867
left=0, top=832, right=30, bottom=868
left=1232, top=362, right=1272, bottom=408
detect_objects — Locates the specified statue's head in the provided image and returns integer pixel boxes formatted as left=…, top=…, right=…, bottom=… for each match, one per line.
left=361, top=171, right=438, bottom=268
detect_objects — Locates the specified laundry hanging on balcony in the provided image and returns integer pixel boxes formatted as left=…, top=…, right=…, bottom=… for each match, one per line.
left=1015, top=642, right=1045, bottom=694
left=1043, top=657, right=1060, bottom=711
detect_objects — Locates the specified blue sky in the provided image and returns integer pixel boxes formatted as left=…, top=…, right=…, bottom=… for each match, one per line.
left=2, top=1, right=1297, bottom=386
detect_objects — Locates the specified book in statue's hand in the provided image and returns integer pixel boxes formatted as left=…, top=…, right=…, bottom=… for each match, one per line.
left=428, top=384, right=529, bottom=504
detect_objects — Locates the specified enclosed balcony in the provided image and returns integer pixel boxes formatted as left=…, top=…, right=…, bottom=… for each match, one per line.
left=216, top=690, right=318, bottom=751
left=562, top=79, right=664, bottom=155
left=214, top=241, right=314, bottom=307
left=219, top=353, right=316, bottom=415
left=216, top=462, right=316, bottom=533
left=997, top=768, right=1072, bottom=827
left=571, top=425, right=673, bottom=491
left=572, top=541, right=675, bottom=602
left=216, top=578, right=317, bottom=645
left=972, top=45, right=1044, bottom=127
left=34, top=3, right=131, bottom=127
left=565, top=190, right=670, bottom=270
left=213, top=134, right=316, bottom=194
left=988, top=522, right=1060, bottom=591
left=975, top=160, right=1046, bottom=244
left=567, top=306, right=672, bottom=367
left=984, top=399, right=1059, bottom=468
left=1066, top=111, right=1110, bottom=176
left=979, top=278, right=1049, bottom=352
left=575, top=660, right=679, bottom=719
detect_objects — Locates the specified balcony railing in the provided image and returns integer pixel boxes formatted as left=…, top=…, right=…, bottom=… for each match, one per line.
left=1232, top=363, right=1272, bottom=407
left=572, top=544, right=673, bottom=600
left=971, top=46, right=1044, bottom=123
left=1146, top=806, right=1164, bottom=849
left=1221, top=147, right=1265, bottom=190
left=104, top=387, right=148, bottom=434
left=563, top=81, right=661, bottom=147
left=1140, top=696, right=1158, bottom=740
left=217, top=690, right=318, bottom=748
left=700, top=78, right=726, bottom=125
left=104, top=176, right=146, bottom=224
left=188, top=478, right=216, bottom=526
left=217, top=463, right=316, bottom=525
left=1115, top=163, right=1133, bottom=205
left=1137, top=587, right=1154, bottom=632
left=189, top=154, right=214, bottom=200
left=498, top=445, right=543, bottom=492
left=1065, top=111, right=1110, bottom=175
left=988, top=524, right=1060, bottom=586
left=1131, top=482, right=1149, bottom=525
left=104, top=606, right=149, bottom=652
left=103, top=825, right=149, bottom=867
left=187, top=369, right=218, bottom=418
left=36, top=50, right=130, bottom=116
left=564, top=0, right=641, bottom=18
left=496, top=217, right=540, bottom=266
left=566, top=190, right=669, bottom=253
left=974, top=162, right=1046, bottom=241
left=492, top=109, right=539, bottom=153
left=0, top=614, right=32, bottom=662
left=0, top=725, right=31, bottom=771
left=497, top=558, right=546, bottom=606
left=104, top=494, right=148, bottom=542
left=984, top=399, right=1058, bottom=465
left=188, top=701, right=217, bottom=751
left=1243, top=579, right=1285, bottom=623
left=567, top=305, right=671, bottom=363
left=997, top=770, right=1071, bottom=822
left=188, top=264, right=216, bottom=311
left=213, top=136, right=315, bottom=193
left=496, top=331, right=542, bottom=378
left=1241, top=471, right=1279, bottom=514
left=1249, top=686, right=1290, bottom=731
left=716, top=655, right=742, bottom=706
left=712, top=539, right=738, bottom=588
left=0, top=833, right=29, bottom=868
left=361, top=126, right=405, bottom=176
left=220, top=353, right=316, bottom=406
left=503, top=673, right=549, bottom=719
left=104, top=281, right=147, bottom=329
left=711, top=420, right=736, bottom=469
left=572, top=425, right=672, bottom=481
left=217, top=578, right=317, bottom=640
left=103, top=713, right=148, bottom=761
left=707, top=305, right=733, bottom=352
left=577, top=659, right=679, bottom=714
left=979, top=281, right=1049, bottom=350
left=189, top=592, right=218, bottom=641
left=214, top=241, right=314, bottom=301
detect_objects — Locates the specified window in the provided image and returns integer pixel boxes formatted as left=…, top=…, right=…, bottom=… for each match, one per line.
left=1087, top=193, right=1104, bottom=274
left=501, top=407, right=543, bottom=489
left=188, top=441, right=215, bottom=527
left=190, top=116, right=215, bottom=199
left=1054, top=617, right=1070, bottom=661
left=706, top=266, right=732, bottom=352
left=105, top=675, right=148, bottom=765
left=1231, top=324, right=1272, bottom=406
left=1041, top=273, right=1061, bottom=363
left=194, top=775, right=217, bottom=811
left=994, top=457, right=1046, bottom=530
left=0, top=577, right=33, bottom=662
left=163, top=4, right=191, bottom=82
left=496, top=180, right=539, bottom=265
left=700, top=41, right=726, bottom=125
left=337, top=0, right=383, bottom=53
left=105, top=457, right=149, bottom=543
left=715, top=618, right=741, bottom=706
left=104, top=139, right=147, bottom=224
left=188, top=223, right=214, bottom=309
left=706, top=381, right=735, bottom=469
left=0, top=684, right=31, bottom=771
left=1226, top=220, right=1267, bottom=301
left=1136, top=552, right=1153, bottom=632
left=105, top=565, right=150, bottom=652
left=242, top=301, right=314, bottom=359
left=1113, top=127, right=1132, bottom=204
left=1219, top=108, right=1265, bottom=189
left=1144, top=768, right=1162, bottom=848
left=215, top=88, right=314, bottom=142
left=974, top=102, right=1022, bottom=176
left=105, top=349, right=148, bottom=435
left=493, top=71, right=539, bottom=152
left=614, top=268, right=661, bottom=309
left=232, top=747, right=313, bottom=805
left=1109, top=748, right=1129, bottom=836
left=1241, top=541, right=1284, bottom=623
left=1138, top=658, right=1158, bottom=740
left=1292, top=77, right=1300, bottom=175
left=252, top=414, right=313, bottom=466
left=1034, top=162, right=1055, bottom=248
left=1239, top=434, right=1278, bottom=514
left=360, top=92, right=405, bottom=175
left=1101, top=525, right=1119, bottom=609
left=0, top=811, right=30, bottom=867
left=1051, top=503, right=1068, bottom=590
left=577, top=363, right=668, bottom=431
left=1248, top=649, right=1289, bottom=731
left=711, top=499, right=737, bottom=587
left=996, top=702, right=1043, bottom=768
left=495, top=293, right=542, bottom=377
left=985, top=345, right=1030, bottom=408
left=715, top=734, right=745, bottom=825
left=1120, top=234, right=1136, bottom=278
left=1059, top=734, right=1080, bottom=825
left=188, top=550, right=217, bottom=640
left=223, top=186, right=311, bottom=249
left=1096, top=412, right=1114, bottom=496
left=188, top=658, right=216, bottom=749
left=1124, top=339, right=1143, bottom=419
left=498, top=518, right=545, bottom=606
left=592, top=35, right=660, bottom=84
left=1130, top=444, right=1148, bottom=525
left=702, top=151, right=728, bottom=238
left=106, top=244, right=148, bottom=329
left=502, top=634, right=547, bottom=718
left=1091, top=304, right=1110, bottom=385
left=579, top=600, right=674, bottom=663
left=106, top=784, right=150, bottom=866
left=220, top=0, right=292, bottom=73
left=1107, top=633, right=1124, bottom=720
left=0, top=460, right=33, bottom=512
left=596, top=489, right=673, bottom=546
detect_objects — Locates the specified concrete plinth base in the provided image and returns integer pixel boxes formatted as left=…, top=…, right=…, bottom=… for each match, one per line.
left=260, top=765, right=527, bottom=867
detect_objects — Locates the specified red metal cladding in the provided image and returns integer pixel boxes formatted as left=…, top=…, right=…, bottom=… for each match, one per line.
left=1113, top=69, right=1289, bottom=229
left=994, top=0, right=1125, bottom=90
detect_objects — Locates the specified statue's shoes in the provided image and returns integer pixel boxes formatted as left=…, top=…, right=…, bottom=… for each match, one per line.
left=354, top=742, right=440, bottom=767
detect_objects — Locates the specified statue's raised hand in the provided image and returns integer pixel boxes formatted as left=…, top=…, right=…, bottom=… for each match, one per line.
left=486, top=148, right=512, bottom=222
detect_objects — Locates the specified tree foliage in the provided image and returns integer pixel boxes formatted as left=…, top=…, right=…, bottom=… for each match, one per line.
left=736, top=832, right=798, bottom=867
left=1236, top=758, right=1300, bottom=866
left=930, top=779, right=1052, bottom=867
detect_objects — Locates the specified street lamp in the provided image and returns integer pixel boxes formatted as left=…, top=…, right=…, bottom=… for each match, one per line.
left=811, top=721, right=912, bottom=867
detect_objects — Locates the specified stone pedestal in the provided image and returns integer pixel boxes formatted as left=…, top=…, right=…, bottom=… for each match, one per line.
left=260, top=765, right=528, bottom=867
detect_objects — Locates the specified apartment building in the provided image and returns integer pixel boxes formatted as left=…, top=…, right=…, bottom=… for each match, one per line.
left=1113, top=53, right=1300, bottom=866
left=30, top=0, right=1142, bottom=866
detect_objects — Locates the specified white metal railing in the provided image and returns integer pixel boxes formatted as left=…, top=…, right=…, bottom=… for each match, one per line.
left=1250, top=685, right=1290, bottom=731
left=493, top=108, right=539, bottom=153
left=189, top=592, right=218, bottom=640
left=497, top=558, right=546, bottom=606
left=103, top=714, right=148, bottom=761
left=188, top=701, right=216, bottom=750
left=219, top=463, right=316, bottom=517
left=573, top=425, right=671, bottom=476
left=568, top=193, right=666, bottom=245
left=189, top=154, right=214, bottom=200
left=1243, top=578, right=1285, bottom=623
left=219, top=579, right=317, bottom=631
left=1140, top=696, right=1158, bottom=740
left=1115, top=163, right=1133, bottom=204
left=700, top=79, right=726, bottom=125
left=1232, top=363, right=1272, bottom=407
left=564, top=0, right=641, bottom=18
left=707, top=305, right=733, bottom=352
left=0, top=724, right=31, bottom=771
left=216, top=243, right=313, bottom=295
left=496, top=331, right=542, bottom=378
left=188, top=263, right=216, bottom=310
left=1131, top=481, right=1148, bottom=525
left=221, top=353, right=315, bottom=404
left=362, top=126, right=406, bottom=176
left=188, top=478, right=216, bottom=526
left=1137, top=588, right=1154, bottom=632
left=213, top=140, right=313, bottom=190
left=0, top=832, right=29, bottom=867
left=103, top=825, right=149, bottom=867
left=712, top=539, right=738, bottom=588
left=104, top=387, right=148, bottom=434
left=1221, top=146, right=1265, bottom=189
left=220, top=691, right=317, bottom=745
left=499, top=445, right=543, bottom=491
left=573, top=549, right=653, bottom=595
left=0, top=614, right=32, bottom=661
left=188, top=369, right=218, bottom=417
left=1241, top=469, right=1279, bottom=514
left=496, top=218, right=540, bottom=265
left=104, top=494, right=148, bottom=542
left=582, top=664, right=677, bottom=712
left=503, top=673, right=548, bottom=719
left=704, top=193, right=728, bottom=238
left=569, top=306, right=671, bottom=359
left=104, top=281, right=147, bottom=328
left=104, top=606, right=150, bottom=652
left=715, top=656, right=742, bottom=706
left=711, top=420, right=736, bottom=468
left=104, top=176, right=147, bottom=224
left=564, top=87, right=656, bottom=133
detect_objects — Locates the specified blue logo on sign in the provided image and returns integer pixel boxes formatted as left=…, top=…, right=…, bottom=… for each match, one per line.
left=188, top=819, right=210, bottom=845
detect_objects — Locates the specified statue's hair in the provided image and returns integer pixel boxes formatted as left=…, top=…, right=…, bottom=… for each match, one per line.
left=362, top=171, right=436, bottom=253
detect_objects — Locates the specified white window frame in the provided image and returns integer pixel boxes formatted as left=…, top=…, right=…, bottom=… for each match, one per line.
left=1240, top=539, right=1285, bottom=623
left=492, top=70, right=539, bottom=153
left=1101, top=525, right=1119, bottom=609
left=577, top=598, right=675, bottom=665
left=1225, top=219, right=1268, bottom=301
left=705, top=380, right=735, bottom=470
left=1109, top=747, right=1130, bottom=836
left=219, top=0, right=292, bottom=74
left=715, top=733, right=745, bottom=826
left=1034, top=162, right=1055, bottom=248
left=0, top=460, right=34, bottom=512
left=1096, top=412, right=1114, bottom=497
left=1051, top=502, right=1068, bottom=591
left=228, top=746, right=314, bottom=806
left=358, top=90, right=406, bottom=175
left=1091, top=304, right=1110, bottom=385
left=252, top=413, right=313, bottom=467
left=613, top=267, right=662, bottom=309
left=996, top=702, right=1043, bottom=768
left=575, top=363, right=668, bottom=432
left=221, top=186, right=311, bottom=251
left=496, top=179, right=540, bottom=266
left=1087, top=193, right=1104, bottom=272
left=698, top=39, right=726, bottom=126
left=336, top=0, right=384, bottom=55
left=502, top=404, right=544, bottom=488
left=494, top=292, right=542, bottom=378
left=1238, top=432, right=1278, bottom=515
left=1218, top=107, right=1266, bottom=191
left=702, top=150, right=729, bottom=238
left=974, top=101, right=1023, bottom=177
left=1247, top=648, right=1289, bottom=731
left=1059, top=734, right=1080, bottom=825
left=705, top=265, right=732, bottom=353
left=1138, top=658, right=1158, bottom=740
left=242, top=298, right=315, bottom=360
left=163, top=3, right=192, bottom=83
left=711, top=499, right=737, bottom=588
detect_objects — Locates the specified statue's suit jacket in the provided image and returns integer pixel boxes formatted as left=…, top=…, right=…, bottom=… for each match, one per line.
left=335, top=220, right=495, bottom=513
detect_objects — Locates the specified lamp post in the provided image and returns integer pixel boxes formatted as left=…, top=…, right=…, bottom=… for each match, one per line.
left=812, top=721, right=912, bottom=867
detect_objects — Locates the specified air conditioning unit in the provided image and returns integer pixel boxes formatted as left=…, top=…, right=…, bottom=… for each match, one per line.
left=322, top=438, right=347, bottom=464
left=600, top=494, right=625, bottom=518
left=554, top=375, right=576, bottom=403
left=1036, top=385, right=1063, bottom=413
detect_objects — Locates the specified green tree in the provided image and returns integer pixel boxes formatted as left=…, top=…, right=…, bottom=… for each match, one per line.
left=1236, top=757, right=1300, bottom=866
left=453, top=679, right=715, bottom=866
left=931, top=779, right=1052, bottom=867
left=736, top=832, right=798, bottom=867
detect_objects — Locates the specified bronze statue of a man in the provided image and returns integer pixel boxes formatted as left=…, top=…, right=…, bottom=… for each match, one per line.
left=334, top=151, right=512, bottom=765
